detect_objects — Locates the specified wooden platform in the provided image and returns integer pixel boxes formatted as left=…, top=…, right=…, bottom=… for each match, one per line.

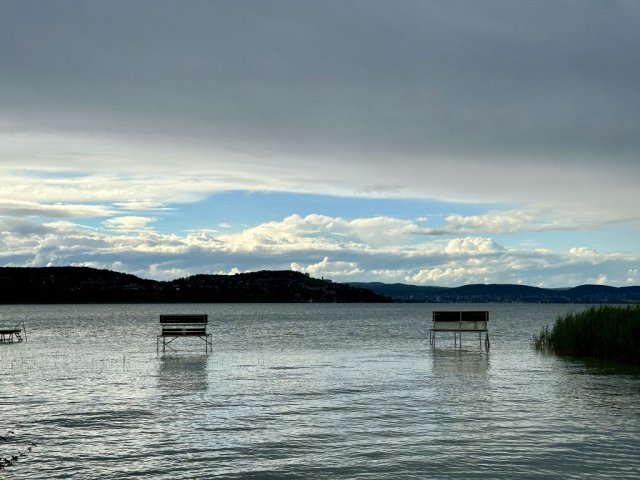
left=429, top=311, right=490, bottom=350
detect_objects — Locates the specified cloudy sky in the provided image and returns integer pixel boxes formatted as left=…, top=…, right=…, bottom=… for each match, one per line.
left=1, top=0, right=639, bottom=286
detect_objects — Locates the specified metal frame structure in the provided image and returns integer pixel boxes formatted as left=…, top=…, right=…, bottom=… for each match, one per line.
left=0, top=322, right=26, bottom=343
left=429, top=311, right=490, bottom=350
left=157, top=314, right=212, bottom=353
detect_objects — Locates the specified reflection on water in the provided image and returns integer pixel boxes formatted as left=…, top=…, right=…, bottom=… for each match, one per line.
left=550, top=355, right=640, bottom=417
left=157, top=355, right=209, bottom=393
left=0, top=303, right=638, bottom=479
left=431, top=348, right=490, bottom=376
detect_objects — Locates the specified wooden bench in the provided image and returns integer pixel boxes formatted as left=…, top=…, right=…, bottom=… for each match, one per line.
left=157, top=314, right=212, bottom=353
left=429, top=311, right=490, bottom=350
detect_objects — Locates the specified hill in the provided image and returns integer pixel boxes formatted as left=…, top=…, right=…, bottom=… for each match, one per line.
left=0, top=267, right=388, bottom=304
left=348, top=282, right=640, bottom=303
left=348, top=282, right=450, bottom=302
left=1, top=267, right=637, bottom=304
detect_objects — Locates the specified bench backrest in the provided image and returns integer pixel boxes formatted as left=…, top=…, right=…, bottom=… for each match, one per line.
left=160, top=314, right=208, bottom=324
left=433, top=311, right=488, bottom=322
left=160, top=314, right=208, bottom=336
left=432, top=311, right=488, bottom=330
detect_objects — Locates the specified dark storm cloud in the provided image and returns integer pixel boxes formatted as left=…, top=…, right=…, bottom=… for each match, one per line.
left=1, top=0, right=640, bottom=222
left=2, top=0, right=639, bottom=160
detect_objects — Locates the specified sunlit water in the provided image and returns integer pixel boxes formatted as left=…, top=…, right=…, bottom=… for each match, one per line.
left=1, top=303, right=639, bottom=479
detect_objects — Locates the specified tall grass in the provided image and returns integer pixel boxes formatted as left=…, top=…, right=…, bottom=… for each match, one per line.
left=533, top=305, right=640, bottom=364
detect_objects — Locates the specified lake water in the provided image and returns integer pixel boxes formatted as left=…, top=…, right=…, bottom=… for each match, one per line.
left=1, top=303, right=639, bottom=479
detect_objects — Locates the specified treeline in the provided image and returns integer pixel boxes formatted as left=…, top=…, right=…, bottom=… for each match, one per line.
left=0, top=267, right=388, bottom=304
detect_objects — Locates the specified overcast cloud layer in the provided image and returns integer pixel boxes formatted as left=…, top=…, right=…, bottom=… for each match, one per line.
left=1, top=1, right=639, bottom=285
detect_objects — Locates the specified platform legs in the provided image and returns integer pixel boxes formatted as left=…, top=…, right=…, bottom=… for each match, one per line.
left=429, top=329, right=490, bottom=350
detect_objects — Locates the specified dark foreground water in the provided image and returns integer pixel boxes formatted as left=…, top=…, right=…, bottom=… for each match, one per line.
left=1, top=303, right=639, bottom=479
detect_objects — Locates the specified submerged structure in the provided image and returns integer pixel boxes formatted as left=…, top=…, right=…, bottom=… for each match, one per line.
left=429, top=311, right=489, bottom=350
left=0, top=322, right=26, bottom=343
left=157, top=314, right=213, bottom=353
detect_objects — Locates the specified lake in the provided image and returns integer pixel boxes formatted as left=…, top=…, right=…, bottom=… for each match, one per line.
left=1, top=303, right=639, bottom=479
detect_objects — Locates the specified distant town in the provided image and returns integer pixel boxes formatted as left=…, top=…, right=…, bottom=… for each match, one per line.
left=349, top=282, right=640, bottom=304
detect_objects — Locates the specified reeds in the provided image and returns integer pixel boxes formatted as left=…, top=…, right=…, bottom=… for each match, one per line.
left=533, top=305, right=640, bottom=364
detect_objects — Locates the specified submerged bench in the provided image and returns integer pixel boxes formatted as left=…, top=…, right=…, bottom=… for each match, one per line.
left=429, top=311, right=490, bottom=350
left=0, top=322, right=27, bottom=343
left=157, top=314, right=212, bottom=353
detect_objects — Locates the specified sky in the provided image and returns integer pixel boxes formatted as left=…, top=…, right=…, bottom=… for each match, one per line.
left=1, top=0, right=639, bottom=287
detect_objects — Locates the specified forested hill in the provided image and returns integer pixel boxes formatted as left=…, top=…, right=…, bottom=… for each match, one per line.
left=2, top=267, right=637, bottom=304
left=348, top=282, right=640, bottom=303
left=0, top=267, right=387, bottom=304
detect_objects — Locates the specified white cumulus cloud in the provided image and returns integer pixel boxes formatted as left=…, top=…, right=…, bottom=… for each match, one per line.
left=292, top=256, right=363, bottom=278
left=444, top=237, right=504, bottom=255
left=103, top=216, right=156, bottom=231
left=569, top=247, right=598, bottom=257
left=0, top=214, right=637, bottom=287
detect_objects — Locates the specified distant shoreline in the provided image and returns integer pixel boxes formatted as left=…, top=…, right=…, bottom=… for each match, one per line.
left=0, top=266, right=638, bottom=304
left=0, top=266, right=387, bottom=304
left=348, top=282, right=640, bottom=304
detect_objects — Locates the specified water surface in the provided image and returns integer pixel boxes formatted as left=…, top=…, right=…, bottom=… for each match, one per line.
left=1, top=303, right=639, bottom=479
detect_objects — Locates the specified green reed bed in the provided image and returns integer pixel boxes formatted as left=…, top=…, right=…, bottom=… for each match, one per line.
left=534, top=305, right=640, bottom=364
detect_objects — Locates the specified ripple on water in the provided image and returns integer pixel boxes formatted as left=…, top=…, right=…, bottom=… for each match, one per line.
left=1, top=303, right=639, bottom=479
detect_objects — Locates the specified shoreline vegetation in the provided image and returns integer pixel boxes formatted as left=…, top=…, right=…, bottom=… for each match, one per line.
left=534, top=305, right=640, bottom=365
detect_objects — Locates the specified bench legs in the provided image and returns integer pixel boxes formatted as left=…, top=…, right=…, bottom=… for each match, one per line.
left=157, top=334, right=213, bottom=354
left=429, top=330, right=490, bottom=351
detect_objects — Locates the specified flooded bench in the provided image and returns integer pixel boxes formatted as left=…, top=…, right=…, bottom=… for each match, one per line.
left=157, top=314, right=213, bottom=353
left=429, top=311, right=490, bottom=350
left=0, top=322, right=27, bottom=343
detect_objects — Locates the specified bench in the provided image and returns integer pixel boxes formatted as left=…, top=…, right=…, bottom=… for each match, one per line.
left=429, top=311, right=490, bottom=349
left=157, top=314, right=212, bottom=353
left=0, top=322, right=26, bottom=343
